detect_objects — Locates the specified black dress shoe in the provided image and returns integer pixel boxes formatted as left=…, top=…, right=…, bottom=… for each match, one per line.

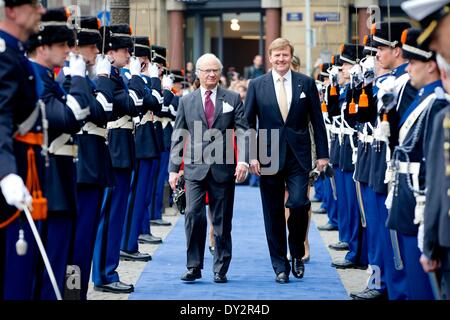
left=213, top=273, right=227, bottom=283
left=180, top=268, right=202, bottom=282
left=138, top=233, right=163, bottom=244
left=318, top=223, right=338, bottom=231
left=331, top=259, right=368, bottom=270
left=275, top=272, right=289, bottom=284
left=150, top=219, right=172, bottom=226
left=291, top=258, right=305, bottom=279
left=312, top=207, right=327, bottom=214
left=328, top=241, right=349, bottom=251
left=94, top=281, right=134, bottom=294
left=120, top=250, right=152, bottom=262
left=351, top=288, right=388, bottom=300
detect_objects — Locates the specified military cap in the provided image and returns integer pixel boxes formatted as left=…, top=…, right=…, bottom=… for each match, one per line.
left=401, top=28, right=436, bottom=61
left=100, top=24, right=133, bottom=52
left=132, top=36, right=151, bottom=58
left=170, top=69, right=184, bottom=83
left=331, top=54, right=343, bottom=68
left=27, top=7, right=73, bottom=52
left=4, top=0, right=38, bottom=7
left=151, top=45, right=167, bottom=67
left=363, top=35, right=378, bottom=56
left=70, top=16, right=102, bottom=47
left=318, top=63, right=331, bottom=81
left=371, top=21, right=412, bottom=48
left=339, top=44, right=364, bottom=65
left=401, top=0, right=450, bottom=45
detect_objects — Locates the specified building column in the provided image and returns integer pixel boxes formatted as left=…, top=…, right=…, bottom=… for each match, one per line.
left=111, top=0, right=130, bottom=25
left=262, top=0, right=281, bottom=70
left=167, top=0, right=186, bottom=71
left=168, top=11, right=184, bottom=70
left=355, top=0, right=379, bottom=44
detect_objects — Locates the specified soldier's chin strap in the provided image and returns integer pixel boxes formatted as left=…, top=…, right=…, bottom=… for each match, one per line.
left=20, top=205, right=62, bottom=300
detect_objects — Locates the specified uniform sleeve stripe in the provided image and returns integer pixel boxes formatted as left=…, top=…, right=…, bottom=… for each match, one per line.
left=66, top=94, right=90, bottom=120
left=96, top=92, right=113, bottom=112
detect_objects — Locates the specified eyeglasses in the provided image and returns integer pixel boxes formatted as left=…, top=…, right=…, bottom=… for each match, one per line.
left=198, top=68, right=220, bottom=75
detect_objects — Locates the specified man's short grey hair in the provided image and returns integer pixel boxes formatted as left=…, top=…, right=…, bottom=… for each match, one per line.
left=195, top=53, right=223, bottom=75
left=437, top=53, right=450, bottom=77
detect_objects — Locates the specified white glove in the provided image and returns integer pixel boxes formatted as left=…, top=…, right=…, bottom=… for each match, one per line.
left=148, top=63, right=159, bottom=78
left=162, top=74, right=173, bottom=90
left=95, top=54, right=111, bottom=77
left=417, top=224, right=424, bottom=253
left=129, top=56, right=141, bottom=76
left=0, top=174, right=32, bottom=210
left=69, top=52, right=87, bottom=78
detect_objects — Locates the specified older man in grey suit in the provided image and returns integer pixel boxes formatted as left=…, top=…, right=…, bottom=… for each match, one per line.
left=169, top=53, right=249, bottom=283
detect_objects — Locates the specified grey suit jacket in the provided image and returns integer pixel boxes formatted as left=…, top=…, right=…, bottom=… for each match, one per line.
left=169, top=86, right=249, bottom=183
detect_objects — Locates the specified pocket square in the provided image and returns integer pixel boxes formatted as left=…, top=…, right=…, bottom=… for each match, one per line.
left=223, top=101, right=234, bottom=113
left=300, top=92, right=306, bottom=99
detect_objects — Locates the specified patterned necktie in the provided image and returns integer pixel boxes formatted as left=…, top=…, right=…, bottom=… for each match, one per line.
left=278, top=76, right=288, bottom=122
left=204, top=90, right=215, bottom=128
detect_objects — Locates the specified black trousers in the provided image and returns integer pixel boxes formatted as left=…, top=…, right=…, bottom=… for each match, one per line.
left=184, top=171, right=235, bottom=275
left=259, top=147, right=311, bottom=274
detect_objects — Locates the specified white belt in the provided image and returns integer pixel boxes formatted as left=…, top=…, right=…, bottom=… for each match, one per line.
left=107, top=115, right=133, bottom=130
left=358, top=133, right=374, bottom=144
left=79, top=122, right=107, bottom=138
left=329, top=126, right=340, bottom=135
left=133, top=111, right=153, bottom=127
left=51, top=144, right=78, bottom=157
left=397, top=161, right=421, bottom=175
left=341, top=127, right=356, bottom=136
left=396, top=161, right=424, bottom=225
left=154, top=115, right=171, bottom=128
left=48, top=134, right=77, bottom=157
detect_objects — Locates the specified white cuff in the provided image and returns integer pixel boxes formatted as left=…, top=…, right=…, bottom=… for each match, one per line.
left=237, top=162, right=249, bottom=168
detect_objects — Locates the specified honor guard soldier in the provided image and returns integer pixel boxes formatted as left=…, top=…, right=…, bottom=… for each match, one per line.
left=139, top=44, right=166, bottom=238
left=402, top=0, right=450, bottom=300
left=120, top=36, right=163, bottom=261
left=317, top=55, right=341, bottom=233
left=328, top=46, right=355, bottom=254
left=55, top=16, right=115, bottom=300
left=92, top=24, right=148, bottom=294
left=350, top=34, right=390, bottom=300
left=330, top=43, right=369, bottom=271
left=26, top=7, right=94, bottom=300
left=148, top=45, right=172, bottom=228
left=368, top=21, right=415, bottom=300
left=312, top=63, right=330, bottom=212
left=0, top=0, right=45, bottom=300
left=386, top=27, right=447, bottom=299
left=150, top=69, right=182, bottom=227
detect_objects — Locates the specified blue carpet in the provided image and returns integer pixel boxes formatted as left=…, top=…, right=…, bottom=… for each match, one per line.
left=130, top=185, right=349, bottom=300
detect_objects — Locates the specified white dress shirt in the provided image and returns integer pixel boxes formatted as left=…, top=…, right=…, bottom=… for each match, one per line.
left=200, top=85, right=218, bottom=110
left=272, top=69, right=293, bottom=111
